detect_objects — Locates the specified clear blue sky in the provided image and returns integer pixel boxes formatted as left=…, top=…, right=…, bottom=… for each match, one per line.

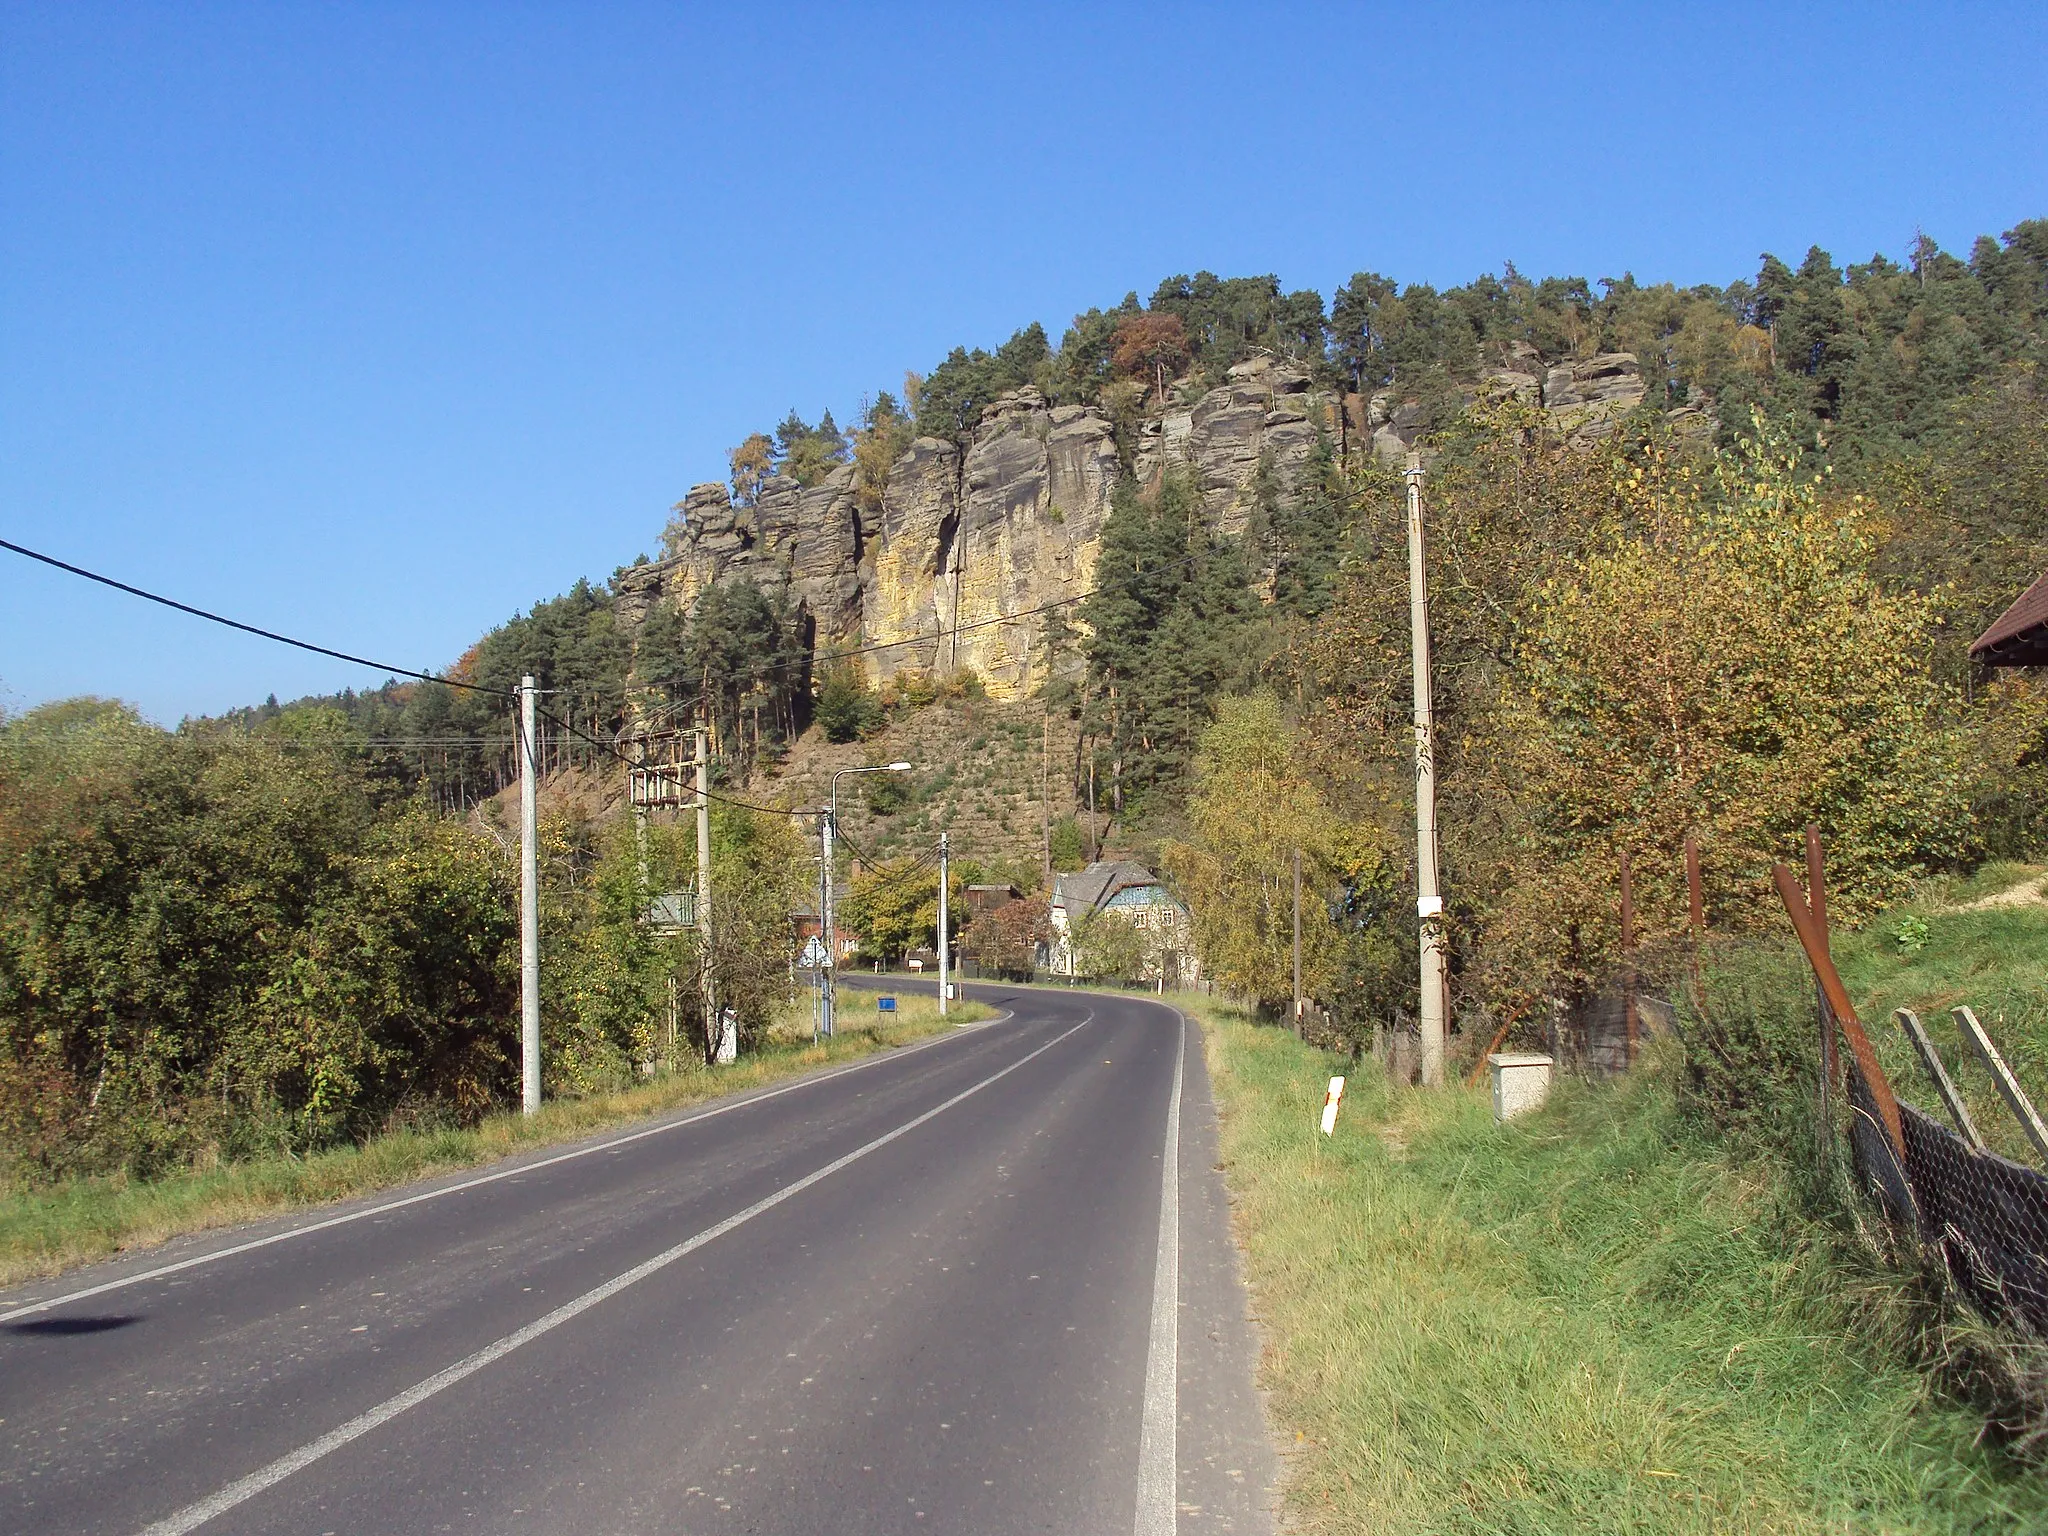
left=4, top=2, right=2044, bottom=722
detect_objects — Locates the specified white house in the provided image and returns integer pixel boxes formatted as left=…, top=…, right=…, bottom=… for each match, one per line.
left=1047, top=860, right=1198, bottom=985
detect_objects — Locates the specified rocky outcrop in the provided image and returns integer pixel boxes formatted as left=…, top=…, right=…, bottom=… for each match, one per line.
left=1367, top=349, right=1659, bottom=462
left=1540, top=352, right=1647, bottom=439
left=636, top=360, right=1334, bottom=701
left=1138, top=355, right=1324, bottom=537
left=858, top=394, right=1119, bottom=698
left=634, top=346, right=1706, bottom=701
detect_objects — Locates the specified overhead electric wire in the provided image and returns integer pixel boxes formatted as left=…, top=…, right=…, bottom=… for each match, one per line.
left=0, top=536, right=507, bottom=695
left=531, top=703, right=815, bottom=817
left=829, top=819, right=938, bottom=878
left=7, top=514, right=1219, bottom=761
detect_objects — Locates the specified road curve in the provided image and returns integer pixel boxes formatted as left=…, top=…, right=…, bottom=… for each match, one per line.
left=0, top=983, right=1274, bottom=1535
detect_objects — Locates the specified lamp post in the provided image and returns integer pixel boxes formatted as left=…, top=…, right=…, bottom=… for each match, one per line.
left=821, top=762, right=913, bottom=1037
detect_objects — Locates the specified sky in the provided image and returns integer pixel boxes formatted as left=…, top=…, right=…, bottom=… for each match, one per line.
left=3, top=2, right=2045, bottom=723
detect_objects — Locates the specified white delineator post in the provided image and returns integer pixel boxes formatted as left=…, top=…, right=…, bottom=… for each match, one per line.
left=519, top=675, right=541, bottom=1115
left=1405, top=453, right=1448, bottom=1088
left=1320, top=1075, right=1346, bottom=1136
left=937, top=829, right=950, bottom=1017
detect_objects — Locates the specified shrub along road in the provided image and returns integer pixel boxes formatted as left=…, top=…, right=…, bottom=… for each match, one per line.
left=0, top=984, right=1273, bottom=1536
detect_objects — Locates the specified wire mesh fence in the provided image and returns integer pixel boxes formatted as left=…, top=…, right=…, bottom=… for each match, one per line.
left=1776, top=843, right=2048, bottom=1341
left=1846, top=1049, right=2048, bottom=1335
left=1536, top=830, right=2048, bottom=1342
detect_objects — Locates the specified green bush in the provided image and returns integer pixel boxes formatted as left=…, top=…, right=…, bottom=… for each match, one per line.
left=1673, top=940, right=1829, bottom=1169
left=813, top=666, right=882, bottom=743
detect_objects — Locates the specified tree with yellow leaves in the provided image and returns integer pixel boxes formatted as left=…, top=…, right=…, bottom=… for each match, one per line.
left=1498, top=411, right=1972, bottom=986
left=727, top=432, right=774, bottom=508
left=1164, top=693, right=1390, bottom=1011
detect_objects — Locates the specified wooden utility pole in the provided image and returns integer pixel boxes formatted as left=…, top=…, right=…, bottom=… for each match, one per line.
left=1404, top=454, right=1447, bottom=1087
left=695, top=721, right=717, bottom=1062
left=1291, top=846, right=1303, bottom=1039
left=1041, top=714, right=1052, bottom=890
left=1086, top=756, right=1098, bottom=863
left=1685, top=830, right=1705, bottom=1009
left=632, top=736, right=649, bottom=892
left=1620, top=847, right=1638, bottom=1065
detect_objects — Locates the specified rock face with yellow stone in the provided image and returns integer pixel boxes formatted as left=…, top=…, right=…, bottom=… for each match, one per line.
left=619, top=357, right=1334, bottom=702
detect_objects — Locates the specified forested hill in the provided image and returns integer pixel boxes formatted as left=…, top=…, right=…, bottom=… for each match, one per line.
left=224, top=219, right=2048, bottom=818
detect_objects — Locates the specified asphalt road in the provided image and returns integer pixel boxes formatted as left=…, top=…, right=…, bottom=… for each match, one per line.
left=0, top=983, right=1274, bottom=1535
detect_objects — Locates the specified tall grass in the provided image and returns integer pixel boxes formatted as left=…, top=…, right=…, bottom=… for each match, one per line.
left=0, top=989, right=987, bottom=1288
left=1194, top=996, right=2046, bottom=1534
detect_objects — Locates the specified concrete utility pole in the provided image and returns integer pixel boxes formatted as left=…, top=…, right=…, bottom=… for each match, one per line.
left=824, top=762, right=914, bottom=1038
left=937, top=830, right=951, bottom=1017
left=807, top=820, right=827, bottom=1041
left=820, top=801, right=838, bottom=1040
left=1292, top=846, right=1303, bottom=1039
left=695, top=721, right=716, bottom=1061
left=519, top=675, right=541, bottom=1115
left=1405, top=454, right=1448, bottom=1087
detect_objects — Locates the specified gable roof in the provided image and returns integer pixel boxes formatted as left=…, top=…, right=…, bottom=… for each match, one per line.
left=1052, top=860, right=1163, bottom=917
left=1973, top=567, right=2048, bottom=666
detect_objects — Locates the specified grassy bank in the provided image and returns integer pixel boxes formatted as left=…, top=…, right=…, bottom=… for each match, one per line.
left=0, top=989, right=989, bottom=1289
left=1192, top=995, right=2046, bottom=1534
left=1825, top=863, right=2048, bottom=1168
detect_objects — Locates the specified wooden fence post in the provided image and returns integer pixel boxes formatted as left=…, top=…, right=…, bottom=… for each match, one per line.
left=1619, top=847, right=1638, bottom=1066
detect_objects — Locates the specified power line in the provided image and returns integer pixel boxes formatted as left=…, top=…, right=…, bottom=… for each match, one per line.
left=835, top=828, right=938, bottom=883
left=0, top=536, right=508, bottom=696
left=531, top=704, right=814, bottom=817
left=5, top=516, right=1224, bottom=743
left=238, top=736, right=516, bottom=749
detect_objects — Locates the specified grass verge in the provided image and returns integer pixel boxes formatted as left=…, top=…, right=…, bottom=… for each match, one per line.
left=1190, top=993, right=2047, bottom=1534
left=0, top=989, right=990, bottom=1290
left=1829, top=868, right=2048, bottom=1168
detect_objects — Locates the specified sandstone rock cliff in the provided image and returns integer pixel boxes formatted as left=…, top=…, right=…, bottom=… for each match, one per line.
left=619, top=356, right=1339, bottom=702
left=620, top=349, right=1708, bottom=702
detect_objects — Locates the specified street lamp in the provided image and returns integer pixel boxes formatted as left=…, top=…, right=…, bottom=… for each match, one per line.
left=820, top=762, right=914, bottom=1037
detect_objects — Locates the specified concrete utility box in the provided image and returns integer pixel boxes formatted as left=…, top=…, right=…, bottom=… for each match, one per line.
left=1489, top=1053, right=1554, bottom=1121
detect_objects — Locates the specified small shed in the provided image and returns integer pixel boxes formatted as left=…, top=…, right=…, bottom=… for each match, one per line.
left=964, top=883, right=1023, bottom=918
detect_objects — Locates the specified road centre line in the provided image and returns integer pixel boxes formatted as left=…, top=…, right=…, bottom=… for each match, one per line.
left=0, top=1002, right=1027, bottom=1325
left=134, top=1011, right=1094, bottom=1536
left=1133, top=1011, right=1184, bottom=1536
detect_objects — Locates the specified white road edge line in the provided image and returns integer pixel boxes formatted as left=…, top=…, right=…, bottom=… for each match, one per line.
left=134, top=1011, right=1093, bottom=1536
left=1135, top=1009, right=1184, bottom=1536
left=0, top=999, right=1024, bottom=1324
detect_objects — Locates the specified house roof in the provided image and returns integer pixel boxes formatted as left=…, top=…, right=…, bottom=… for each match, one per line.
left=1972, top=567, right=2048, bottom=666
left=1052, top=860, right=1162, bottom=917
